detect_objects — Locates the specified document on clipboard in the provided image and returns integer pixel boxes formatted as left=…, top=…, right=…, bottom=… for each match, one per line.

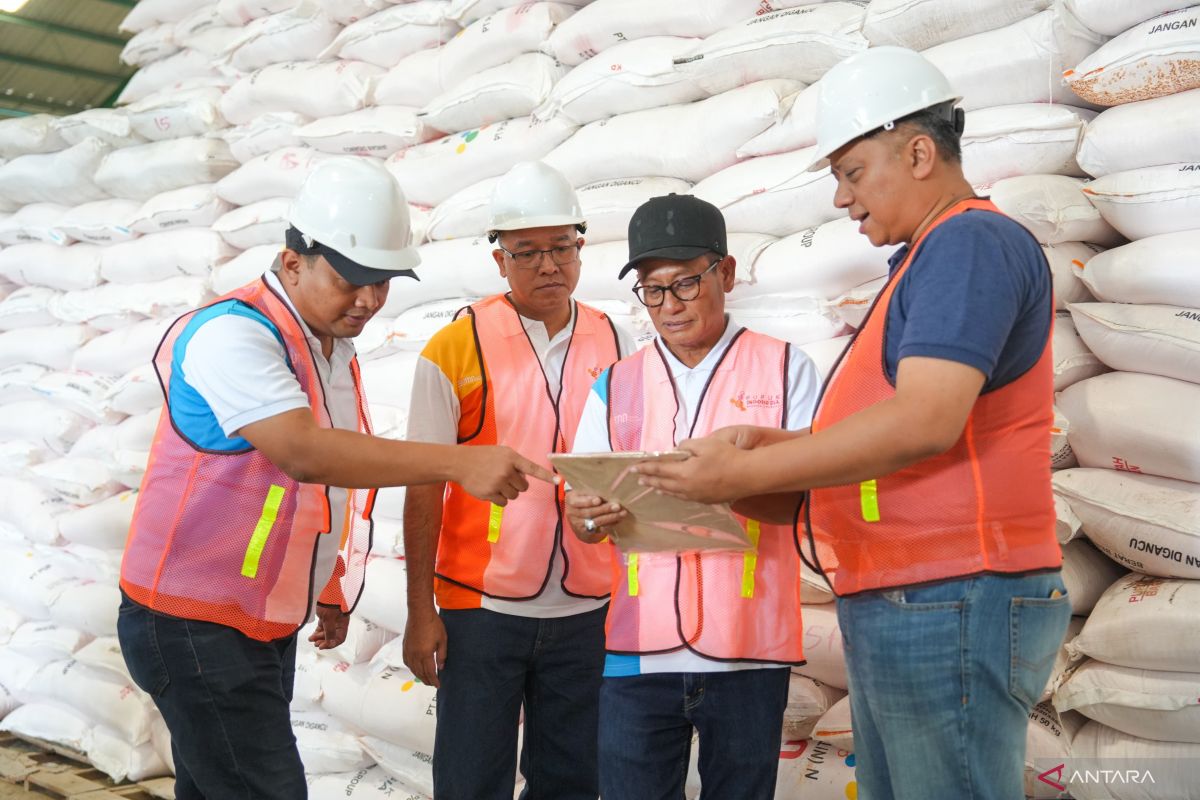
left=550, top=451, right=751, bottom=554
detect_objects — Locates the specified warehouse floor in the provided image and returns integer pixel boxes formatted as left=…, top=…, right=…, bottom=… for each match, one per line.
left=0, top=783, right=37, bottom=798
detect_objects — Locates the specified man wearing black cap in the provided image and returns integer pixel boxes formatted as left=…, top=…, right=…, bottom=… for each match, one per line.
left=562, top=194, right=821, bottom=799
left=117, top=158, right=551, bottom=800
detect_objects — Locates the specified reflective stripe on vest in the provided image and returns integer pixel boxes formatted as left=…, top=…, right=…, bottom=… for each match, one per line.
left=805, top=199, right=1062, bottom=597
left=119, top=277, right=376, bottom=642
left=605, top=331, right=805, bottom=664
left=435, top=295, right=620, bottom=600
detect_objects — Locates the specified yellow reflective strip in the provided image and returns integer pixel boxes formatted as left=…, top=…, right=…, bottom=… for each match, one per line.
left=741, top=519, right=761, bottom=599
left=487, top=503, right=503, bottom=543
left=627, top=553, right=639, bottom=597
left=860, top=479, right=880, bottom=523
left=241, top=484, right=286, bottom=579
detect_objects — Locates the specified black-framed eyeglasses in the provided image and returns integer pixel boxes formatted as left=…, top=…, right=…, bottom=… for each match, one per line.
left=495, top=241, right=582, bottom=269
left=631, top=258, right=724, bottom=308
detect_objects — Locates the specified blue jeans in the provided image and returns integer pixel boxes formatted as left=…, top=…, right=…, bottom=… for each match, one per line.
left=598, top=668, right=790, bottom=800
left=837, top=571, right=1072, bottom=800
left=433, top=605, right=607, bottom=800
left=117, top=593, right=305, bottom=800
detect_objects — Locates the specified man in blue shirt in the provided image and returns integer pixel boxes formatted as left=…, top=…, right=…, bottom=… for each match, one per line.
left=636, top=47, right=1069, bottom=800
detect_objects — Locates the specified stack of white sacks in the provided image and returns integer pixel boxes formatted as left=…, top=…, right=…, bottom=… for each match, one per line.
left=0, top=0, right=1195, bottom=796
left=1044, top=4, right=1200, bottom=800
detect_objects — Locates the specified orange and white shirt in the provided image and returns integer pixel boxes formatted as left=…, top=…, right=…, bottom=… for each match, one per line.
left=407, top=298, right=636, bottom=618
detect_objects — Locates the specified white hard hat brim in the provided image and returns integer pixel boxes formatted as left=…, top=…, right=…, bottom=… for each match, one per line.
left=807, top=92, right=963, bottom=172
left=488, top=213, right=587, bottom=233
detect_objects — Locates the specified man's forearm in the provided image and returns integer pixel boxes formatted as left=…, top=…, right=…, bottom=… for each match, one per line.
left=298, top=429, right=464, bottom=489
left=737, top=395, right=954, bottom=496
left=403, top=483, right=445, bottom=613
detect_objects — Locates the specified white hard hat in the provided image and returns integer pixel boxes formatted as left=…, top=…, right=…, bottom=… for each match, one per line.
left=808, top=46, right=962, bottom=172
left=288, top=157, right=421, bottom=284
left=487, top=161, right=586, bottom=242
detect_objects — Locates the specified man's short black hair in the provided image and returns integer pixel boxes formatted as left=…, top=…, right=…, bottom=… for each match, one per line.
left=865, top=102, right=964, bottom=164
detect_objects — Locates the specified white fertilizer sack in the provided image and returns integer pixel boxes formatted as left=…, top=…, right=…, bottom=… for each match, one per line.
left=1067, top=574, right=1200, bottom=672
left=545, top=79, right=800, bottom=186
left=131, top=184, right=233, bottom=234
left=420, top=53, right=566, bottom=135
left=1077, top=89, right=1200, bottom=177
left=1070, top=302, right=1200, bottom=385
left=1075, top=230, right=1200, bottom=308
left=298, top=107, right=432, bottom=158
left=923, top=9, right=1103, bottom=111
left=216, top=146, right=333, bottom=206
left=674, top=3, right=866, bottom=95
left=1055, top=467, right=1200, bottom=581
left=865, top=0, right=1051, bottom=52
left=692, top=146, right=840, bottom=237
left=385, top=116, right=577, bottom=207
left=220, top=60, right=383, bottom=125
left=1082, top=163, right=1200, bottom=241
left=1056, top=661, right=1200, bottom=744
left=223, top=112, right=310, bottom=164
left=960, top=104, right=1093, bottom=188
left=1065, top=6, right=1200, bottom=106
left=213, top=198, right=291, bottom=250
left=533, top=37, right=704, bottom=126
left=1059, top=371, right=1200, bottom=483
left=322, top=1, right=457, bottom=68
left=94, top=137, right=239, bottom=201
left=987, top=175, right=1122, bottom=247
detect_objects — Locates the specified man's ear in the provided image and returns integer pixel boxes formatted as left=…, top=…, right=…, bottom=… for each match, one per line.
left=720, top=256, right=737, bottom=292
left=279, top=249, right=304, bottom=285
left=492, top=248, right=508, bottom=279
left=909, top=133, right=938, bottom=180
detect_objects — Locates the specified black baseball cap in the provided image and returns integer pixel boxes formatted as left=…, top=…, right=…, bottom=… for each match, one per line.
left=285, top=225, right=420, bottom=285
left=619, top=194, right=728, bottom=279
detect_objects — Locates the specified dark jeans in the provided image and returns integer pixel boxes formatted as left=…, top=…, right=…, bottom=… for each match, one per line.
left=433, top=604, right=607, bottom=800
left=117, top=592, right=305, bottom=800
left=598, top=668, right=791, bottom=800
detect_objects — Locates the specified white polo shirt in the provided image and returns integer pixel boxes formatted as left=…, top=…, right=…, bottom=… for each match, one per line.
left=178, top=270, right=359, bottom=619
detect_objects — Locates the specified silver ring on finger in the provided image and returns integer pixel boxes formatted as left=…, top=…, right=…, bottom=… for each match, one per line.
left=584, top=518, right=597, bottom=533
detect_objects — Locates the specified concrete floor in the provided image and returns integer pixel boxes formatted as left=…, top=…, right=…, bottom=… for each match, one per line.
left=0, top=782, right=38, bottom=798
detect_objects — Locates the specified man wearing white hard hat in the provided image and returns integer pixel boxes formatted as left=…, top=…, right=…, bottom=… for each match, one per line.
left=117, top=158, right=552, bottom=800
left=635, top=48, right=1069, bottom=799
left=403, top=161, right=636, bottom=799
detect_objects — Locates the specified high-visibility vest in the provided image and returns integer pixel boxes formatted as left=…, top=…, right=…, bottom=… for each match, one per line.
left=605, top=331, right=805, bottom=664
left=120, top=278, right=375, bottom=642
left=805, top=198, right=1061, bottom=597
left=435, top=295, right=620, bottom=600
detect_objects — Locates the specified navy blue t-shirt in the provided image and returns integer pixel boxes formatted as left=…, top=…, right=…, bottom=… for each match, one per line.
left=882, top=209, right=1052, bottom=393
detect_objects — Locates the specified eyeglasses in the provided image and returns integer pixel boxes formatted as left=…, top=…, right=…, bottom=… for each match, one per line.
left=495, top=241, right=582, bottom=269
left=631, top=258, right=724, bottom=308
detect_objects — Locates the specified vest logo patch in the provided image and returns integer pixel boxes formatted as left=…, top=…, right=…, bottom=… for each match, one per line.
left=730, top=391, right=782, bottom=412
left=587, top=366, right=603, bottom=379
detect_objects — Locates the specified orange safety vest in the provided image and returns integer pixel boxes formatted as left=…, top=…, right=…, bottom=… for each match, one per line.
left=436, top=295, right=620, bottom=601
left=120, top=278, right=375, bottom=642
left=805, top=198, right=1061, bottom=597
left=605, top=330, right=805, bottom=664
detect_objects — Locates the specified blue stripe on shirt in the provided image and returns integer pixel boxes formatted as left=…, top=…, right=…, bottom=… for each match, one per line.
left=169, top=300, right=288, bottom=452
left=603, top=654, right=642, bottom=677
left=591, top=365, right=611, bottom=405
